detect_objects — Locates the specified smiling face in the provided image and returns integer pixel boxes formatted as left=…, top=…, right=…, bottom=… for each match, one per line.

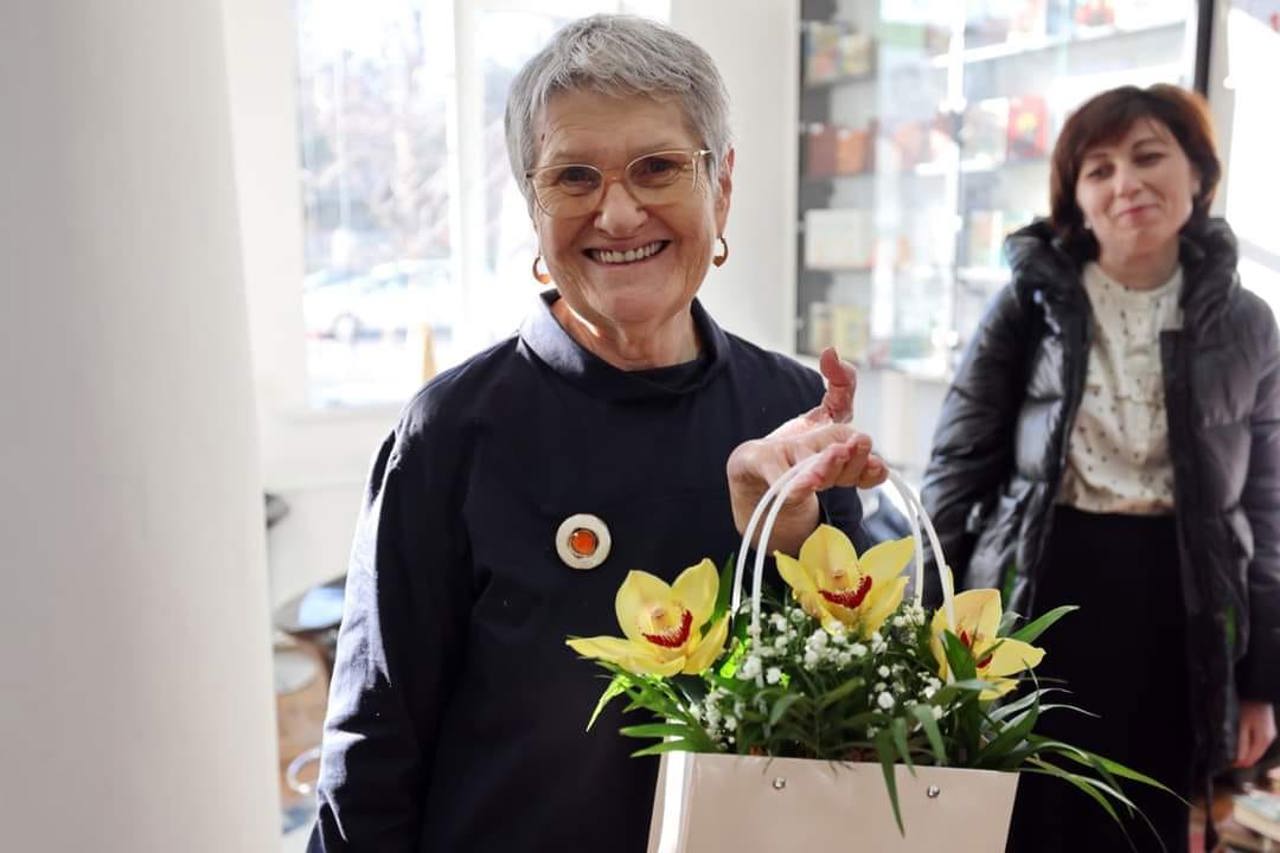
left=1074, top=118, right=1201, bottom=264
left=530, top=90, right=732, bottom=363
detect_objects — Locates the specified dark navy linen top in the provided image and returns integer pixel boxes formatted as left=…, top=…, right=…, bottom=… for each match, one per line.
left=309, top=293, right=865, bottom=852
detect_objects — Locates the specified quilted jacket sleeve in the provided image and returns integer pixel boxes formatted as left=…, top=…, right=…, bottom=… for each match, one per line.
left=920, top=283, right=1036, bottom=604
left=1238, top=294, right=1280, bottom=703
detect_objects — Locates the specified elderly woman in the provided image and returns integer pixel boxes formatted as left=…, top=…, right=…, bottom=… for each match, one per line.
left=308, top=15, right=885, bottom=852
left=921, top=84, right=1280, bottom=851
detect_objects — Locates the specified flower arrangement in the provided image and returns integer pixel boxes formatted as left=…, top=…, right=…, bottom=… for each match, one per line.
left=567, top=521, right=1165, bottom=837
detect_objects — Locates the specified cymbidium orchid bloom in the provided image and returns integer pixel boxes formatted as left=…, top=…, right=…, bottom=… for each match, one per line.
left=566, top=558, right=729, bottom=677
left=774, top=525, right=913, bottom=638
left=929, top=589, right=1045, bottom=700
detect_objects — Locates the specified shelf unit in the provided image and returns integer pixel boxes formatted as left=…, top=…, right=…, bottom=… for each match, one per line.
left=794, top=0, right=1196, bottom=376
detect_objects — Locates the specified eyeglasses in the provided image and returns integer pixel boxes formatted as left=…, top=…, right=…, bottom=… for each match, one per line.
left=525, top=148, right=712, bottom=219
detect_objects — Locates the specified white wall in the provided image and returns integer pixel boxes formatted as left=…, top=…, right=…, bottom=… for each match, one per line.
left=0, top=2, right=279, bottom=850
left=671, top=0, right=799, bottom=353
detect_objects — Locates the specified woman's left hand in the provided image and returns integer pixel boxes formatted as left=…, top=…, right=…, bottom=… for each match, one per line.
left=726, top=348, right=888, bottom=556
left=1236, top=699, right=1277, bottom=768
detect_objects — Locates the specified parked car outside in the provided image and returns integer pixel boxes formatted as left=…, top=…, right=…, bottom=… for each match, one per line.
left=303, top=259, right=455, bottom=344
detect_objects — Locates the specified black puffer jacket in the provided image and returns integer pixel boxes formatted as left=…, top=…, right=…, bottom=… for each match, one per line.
left=921, top=217, right=1280, bottom=777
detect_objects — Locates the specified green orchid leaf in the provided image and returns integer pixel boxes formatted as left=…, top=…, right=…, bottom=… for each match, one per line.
left=619, top=722, right=699, bottom=740
left=873, top=730, right=906, bottom=836
left=630, top=739, right=699, bottom=758
left=708, top=554, right=736, bottom=629
left=1029, top=737, right=1179, bottom=798
left=890, top=717, right=915, bottom=772
left=768, top=692, right=804, bottom=726
left=1007, top=605, right=1078, bottom=644
left=1023, top=761, right=1125, bottom=829
left=910, top=704, right=947, bottom=766
left=975, top=705, right=1038, bottom=767
left=587, top=675, right=629, bottom=731
left=940, top=631, right=978, bottom=681
left=817, top=676, right=865, bottom=709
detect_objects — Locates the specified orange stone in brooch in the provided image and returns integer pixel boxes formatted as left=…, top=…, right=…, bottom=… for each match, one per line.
left=556, top=513, right=611, bottom=570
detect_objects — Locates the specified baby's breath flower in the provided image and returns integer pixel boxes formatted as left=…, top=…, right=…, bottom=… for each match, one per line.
left=766, top=666, right=782, bottom=685
left=850, top=643, right=868, bottom=658
left=803, top=650, right=820, bottom=669
left=738, top=656, right=762, bottom=680
left=877, top=692, right=895, bottom=710
left=808, top=630, right=829, bottom=650
left=877, top=665, right=891, bottom=678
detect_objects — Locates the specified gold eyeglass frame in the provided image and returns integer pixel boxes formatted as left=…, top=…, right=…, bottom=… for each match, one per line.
left=525, top=148, right=713, bottom=218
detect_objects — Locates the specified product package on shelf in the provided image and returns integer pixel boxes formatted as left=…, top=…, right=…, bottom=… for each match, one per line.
left=829, top=302, right=870, bottom=363
left=961, top=97, right=1010, bottom=167
left=839, top=31, right=875, bottom=77
left=835, top=124, right=875, bottom=175
left=803, top=208, right=875, bottom=271
left=966, top=210, right=1007, bottom=270
left=803, top=22, right=841, bottom=85
left=805, top=124, right=839, bottom=178
left=1006, top=95, right=1050, bottom=161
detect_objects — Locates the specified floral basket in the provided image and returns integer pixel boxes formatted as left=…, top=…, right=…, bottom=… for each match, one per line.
left=567, top=459, right=1166, bottom=853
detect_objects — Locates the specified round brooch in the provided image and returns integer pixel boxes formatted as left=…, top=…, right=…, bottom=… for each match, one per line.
left=555, top=513, right=611, bottom=570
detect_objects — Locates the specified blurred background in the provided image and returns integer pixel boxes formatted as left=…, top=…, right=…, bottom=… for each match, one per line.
left=3, top=1, right=1278, bottom=851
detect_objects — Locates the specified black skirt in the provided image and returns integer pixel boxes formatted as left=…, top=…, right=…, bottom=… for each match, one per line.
left=1005, top=506, right=1193, bottom=853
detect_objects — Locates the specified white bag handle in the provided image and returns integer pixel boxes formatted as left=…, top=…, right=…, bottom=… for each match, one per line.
left=729, top=459, right=957, bottom=648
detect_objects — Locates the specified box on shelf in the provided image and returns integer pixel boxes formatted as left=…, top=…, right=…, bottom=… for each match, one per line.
left=840, top=31, right=875, bottom=77
left=803, top=22, right=841, bottom=85
left=806, top=301, right=833, bottom=354
left=1074, top=0, right=1117, bottom=28
left=803, top=208, right=875, bottom=270
left=805, top=124, right=839, bottom=178
left=1007, top=94, right=1050, bottom=161
left=836, top=125, right=875, bottom=175
left=831, top=303, right=871, bottom=363
left=966, top=210, right=1007, bottom=270
left=961, top=97, right=1010, bottom=167
left=804, top=22, right=874, bottom=84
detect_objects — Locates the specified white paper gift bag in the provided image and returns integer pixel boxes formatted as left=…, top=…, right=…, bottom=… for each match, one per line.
left=647, top=752, right=1018, bottom=853
left=645, top=466, right=1020, bottom=852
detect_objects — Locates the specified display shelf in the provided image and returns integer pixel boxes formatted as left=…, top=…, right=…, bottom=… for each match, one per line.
left=791, top=1, right=1193, bottom=373
left=803, top=71, right=876, bottom=90
left=927, top=20, right=1185, bottom=68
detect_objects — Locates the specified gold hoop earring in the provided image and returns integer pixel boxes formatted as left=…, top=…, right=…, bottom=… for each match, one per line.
left=712, top=235, right=729, bottom=268
left=531, top=255, right=552, bottom=285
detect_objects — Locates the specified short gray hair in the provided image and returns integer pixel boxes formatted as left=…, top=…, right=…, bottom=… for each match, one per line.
left=504, top=14, right=732, bottom=207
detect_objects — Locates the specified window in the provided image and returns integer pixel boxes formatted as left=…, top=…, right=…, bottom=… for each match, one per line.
left=294, top=0, right=670, bottom=408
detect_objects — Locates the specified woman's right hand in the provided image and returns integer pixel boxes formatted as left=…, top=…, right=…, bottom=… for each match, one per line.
left=726, top=349, right=887, bottom=555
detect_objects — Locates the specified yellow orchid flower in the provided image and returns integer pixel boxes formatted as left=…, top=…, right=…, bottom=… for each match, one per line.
left=774, top=526, right=913, bottom=638
left=566, top=558, right=730, bottom=677
left=930, top=589, right=1046, bottom=700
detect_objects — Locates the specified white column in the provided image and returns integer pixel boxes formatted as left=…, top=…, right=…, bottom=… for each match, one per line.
left=671, top=0, right=800, bottom=353
left=0, top=3, right=280, bottom=851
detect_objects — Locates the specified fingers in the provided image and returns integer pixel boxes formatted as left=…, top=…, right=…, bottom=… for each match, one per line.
left=817, top=347, right=857, bottom=424
left=1237, top=725, right=1262, bottom=768
left=1235, top=702, right=1278, bottom=768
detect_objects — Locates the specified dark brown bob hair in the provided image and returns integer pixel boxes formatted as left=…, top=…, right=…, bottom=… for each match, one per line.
left=1049, top=83, right=1221, bottom=259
